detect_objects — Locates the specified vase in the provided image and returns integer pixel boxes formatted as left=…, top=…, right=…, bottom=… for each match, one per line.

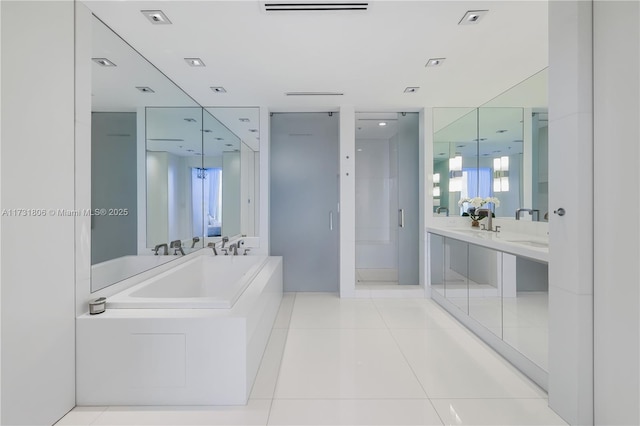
left=471, top=220, right=480, bottom=227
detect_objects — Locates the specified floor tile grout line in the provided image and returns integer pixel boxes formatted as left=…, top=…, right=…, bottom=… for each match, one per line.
left=371, top=298, right=449, bottom=426
left=265, top=292, right=296, bottom=425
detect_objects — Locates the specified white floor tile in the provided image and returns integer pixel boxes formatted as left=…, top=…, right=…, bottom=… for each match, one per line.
left=91, top=400, right=271, bottom=425
left=273, top=293, right=296, bottom=329
left=373, top=299, right=461, bottom=329
left=55, top=406, right=107, bottom=425
left=250, top=329, right=289, bottom=399
left=391, top=328, right=546, bottom=399
left=289, top=293, right=387, bottom=329
left=275, top=328, right=427, bottom=399
left=431, top=398, right=567, bottom=425
left=268, top=399, right=443, bottom=425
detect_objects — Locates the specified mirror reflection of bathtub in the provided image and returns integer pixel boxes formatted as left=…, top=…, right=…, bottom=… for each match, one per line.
left=90, top=255, right=177, bottom=292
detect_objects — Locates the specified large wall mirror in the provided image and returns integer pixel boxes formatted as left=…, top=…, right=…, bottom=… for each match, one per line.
left=90, top=16, right=258, bottom=292
left=433, top=69, right=548, bottom=219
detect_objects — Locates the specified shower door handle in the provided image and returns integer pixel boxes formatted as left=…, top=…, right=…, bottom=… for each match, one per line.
left=399, top=209, right=405, bottom=228
left=329, top=211, right=334, bottom=230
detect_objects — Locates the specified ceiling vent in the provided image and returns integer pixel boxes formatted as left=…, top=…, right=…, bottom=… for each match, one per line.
left=262, top=2, right=368, bottom=12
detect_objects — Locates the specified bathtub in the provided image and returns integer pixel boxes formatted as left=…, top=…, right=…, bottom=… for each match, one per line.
left=91, top=254, right=177, bottom=292
left=107, top=255, right=269, bottom=309
left=77, top=252, right=283, bottom=406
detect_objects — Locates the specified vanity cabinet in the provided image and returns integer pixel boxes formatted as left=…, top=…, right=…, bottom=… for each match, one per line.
left=428, top=230, right=549, bottom=386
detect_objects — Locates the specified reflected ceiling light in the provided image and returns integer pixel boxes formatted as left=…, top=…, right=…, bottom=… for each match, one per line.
left=202, top=129, right=212, bottom=133
left=225, top=144, right=233, bottom=147
left=239, top=118, right=250, bottom=122
left=141, top=10, right=172, bottom=25
left=378, top=122, right=387, bottom=127
left=184, top=118, right=196, bottom=122
left=496, top=129, right=508, bottom=133
left=449, top=154, right=463, bottom=192
left=459, top=10, right=488, bottom=25
left=425, top=58, right=446, bottom=67
left=493, top=156, right=510, bottom=192
left=215, top=137, right=224, bottom=141
left=357, top=148, right=363, bottom=152
left=184, top=58, right=205, bottom=67
left=249, top=129, right=258, bottom=133
left=135, top=86, right=155, bottom=93
left=210, top=86, right=227, bottom=93
left=433, top=173, right=441, bottom=197
left=404, top=87, right=419, bottom=93
left=92, top=58, right=116, bottom=67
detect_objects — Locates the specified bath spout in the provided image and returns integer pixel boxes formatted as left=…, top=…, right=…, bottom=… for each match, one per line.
left=207, top=242, right=218, bottom=256
left=152, top=243, right=168, bottom=256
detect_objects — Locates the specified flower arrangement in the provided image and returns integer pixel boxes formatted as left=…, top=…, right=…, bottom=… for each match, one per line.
left=458, top=197, right=500, bottom=224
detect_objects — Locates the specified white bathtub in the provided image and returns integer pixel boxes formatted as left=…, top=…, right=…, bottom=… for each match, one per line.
left=107, top=255, right=269, bottom=309
left=77, top=253, right=283, bottom=406
left=91, top=255, right=177, bottom=291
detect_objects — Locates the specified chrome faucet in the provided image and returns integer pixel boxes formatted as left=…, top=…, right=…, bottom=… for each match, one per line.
left=515, top=208, right=540, bottom=221
left=152, top=243, right=168, bottom=256
left=207, top=242, right=218, bottom=255
left=220, top=236, right=229, bottom=248
left=476, top=208, right=497, bottom=232
left=170, top=239, right=185, bottom=256
left=191, top=236, right=200, bottom=248
left=229, top=243, right=238, bottom=255
left=436, top=206, right=449, bottom=216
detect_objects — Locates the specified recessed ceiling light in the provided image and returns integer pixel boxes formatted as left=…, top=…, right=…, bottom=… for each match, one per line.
left=239, top=118, right=250, bottom=122
left=459, top=10, right=488, bottom=25
left=404, top=87, right=420, bottom=93
left=202, top=129, right=212, bottom=133
left=136, top=86, right=155, bottom=93
left=378, top=122, right=387, bottom=127
left=249, top=129, right=258, bottom=133
left=439, top=152, right=446, bottom=156
left=211, top=86, right=227, bottom=93
left=141, top=10, right=172, bottom=25
left=225, top=143, right=233, bottom=147
left=184, top=58, right=205, bottom=67
left=184, top=118, right=196, bottom=122
left=496, top=129, right=508, bottom=133
left=425, top=58, right=446, bottom=67
left=92, top=58, right=116, bottom=67
left=186, top=149, right=194, bottom=152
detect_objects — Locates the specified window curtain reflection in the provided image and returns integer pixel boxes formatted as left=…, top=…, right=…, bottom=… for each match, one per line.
left=460, top=167, right=492, bottom=214
left=192, top=167, right=222, bottom=237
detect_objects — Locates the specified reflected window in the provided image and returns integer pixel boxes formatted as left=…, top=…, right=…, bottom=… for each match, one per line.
left=192, top=167, right=222, bottom=237
left=459, top=167, right=492, bottom=215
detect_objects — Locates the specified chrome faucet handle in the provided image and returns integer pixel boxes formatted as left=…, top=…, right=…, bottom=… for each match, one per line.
left=207, top=242, right=218, bottom=256
left=221, top=236, right=229, bottom=248
left=493, top=225, right=501, bottom=233
left=220, top=248, right=229, bottom=255
left=243, top=248, right=251, bottom=256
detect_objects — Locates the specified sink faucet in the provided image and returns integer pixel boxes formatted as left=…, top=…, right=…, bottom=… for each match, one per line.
left=476, top=208, right=495, bottom=232
left=170, top=239, right=185, bottom=256
left=515, top=208, right=540, bottom=221
left=152, top=243, right=168, bottom=255
left=436, top=206, right=449, bottom=217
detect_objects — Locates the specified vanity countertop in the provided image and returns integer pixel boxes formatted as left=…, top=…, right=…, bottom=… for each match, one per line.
left=427, top=225, right=549, bottom=263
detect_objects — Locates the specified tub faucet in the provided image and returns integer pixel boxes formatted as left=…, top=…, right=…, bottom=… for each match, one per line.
left=515, top=208, right=540, bottom=221
left=152, top=243, right=168, bottom=256
left=476, top=208, right=496, bottom=232
left=229, top=243, right=239, bottom=256
left=191, top=236, right=200, bottom=248
left=207, top=242, right=218, bottom=255
left=170, top=240, right=185, bottom=256
left=436, top=206, right=449, bottom=216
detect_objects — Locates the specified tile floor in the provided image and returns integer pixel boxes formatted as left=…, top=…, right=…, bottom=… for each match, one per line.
left=57, top=293, right=566, bottom=426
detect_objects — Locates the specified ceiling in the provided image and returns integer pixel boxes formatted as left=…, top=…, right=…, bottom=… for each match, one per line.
left=83, top=0, right=548, bottom=112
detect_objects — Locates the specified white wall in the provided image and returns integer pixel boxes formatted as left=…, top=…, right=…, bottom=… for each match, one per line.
left=593, top=2, right=640, bottom=424
left=1, top=1, right=76, bottom=424
left=339, top=106, right=356, bottom=297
